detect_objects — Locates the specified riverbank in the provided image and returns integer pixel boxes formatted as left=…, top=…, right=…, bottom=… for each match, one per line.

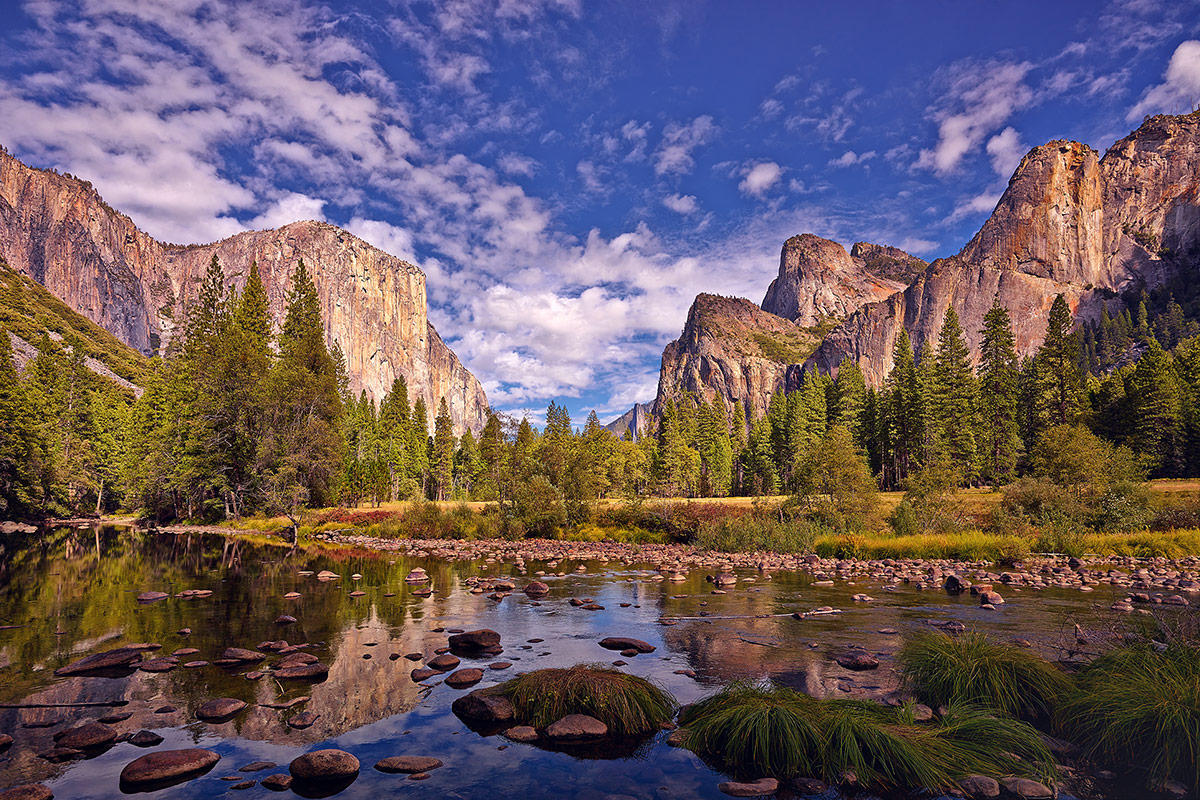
left=330, top=532, right=1199, bottom=607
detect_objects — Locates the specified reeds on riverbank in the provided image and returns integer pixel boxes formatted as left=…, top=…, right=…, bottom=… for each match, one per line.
left=897, top=632, right=1069, bottom=720
left=493, top=665, right=677, bottom=736
left=678, top=682, right=1053, bottom=788
left=1060, top=644, right=1200, bottom=789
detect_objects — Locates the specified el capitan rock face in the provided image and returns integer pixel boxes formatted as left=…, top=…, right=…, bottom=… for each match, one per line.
left=761, top=234, right=923, bottom=326
left=809, top=113, right=1200, bottom=384
left=0, top=147, right=487, bottom=432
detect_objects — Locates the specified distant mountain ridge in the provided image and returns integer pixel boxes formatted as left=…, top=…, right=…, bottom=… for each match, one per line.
left=0, top=147, right=488, bottom=432
left=614, top=111, right=1200, bottom=429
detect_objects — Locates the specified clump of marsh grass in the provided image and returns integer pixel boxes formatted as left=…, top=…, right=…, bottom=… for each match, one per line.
left=493, top=665, right=677, bottom=736
left=897, top=631, right=1069, bottom=720
left=1060, top=644, right=1200, bottom=788
left=679, top=683, right=1052, bottom=788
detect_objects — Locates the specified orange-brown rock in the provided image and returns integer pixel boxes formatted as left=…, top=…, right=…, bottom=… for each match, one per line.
left=810, top=112, right=1200, bottom=383
left=761, top=234, right=922, bottom=326
left=652, top=294, right=815, bottom=424
left=0, top=148, right=486, bottom=432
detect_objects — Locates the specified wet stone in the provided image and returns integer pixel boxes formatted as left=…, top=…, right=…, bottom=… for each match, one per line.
left=119, top=748, right=221, bottom=790
left=374, top=756, right=443, bottom=774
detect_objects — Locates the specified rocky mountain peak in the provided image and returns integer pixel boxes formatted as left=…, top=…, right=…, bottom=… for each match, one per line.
left=761, top=234, right=921, bottom=327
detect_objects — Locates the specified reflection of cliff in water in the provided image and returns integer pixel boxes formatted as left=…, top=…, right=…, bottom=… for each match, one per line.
left=655, top=574, right=901, bottom=699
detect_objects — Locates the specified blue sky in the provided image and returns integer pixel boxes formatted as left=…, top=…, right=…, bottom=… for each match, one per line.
left=2, top=0, right=1199, bottom=426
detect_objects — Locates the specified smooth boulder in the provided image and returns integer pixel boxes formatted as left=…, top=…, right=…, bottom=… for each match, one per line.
left=119, top=749, right=221, bottom=790
left=451, top=690, right=514, bottom=724
left=448, top=629, right=500, bottom=650
left=54, top=647, right=141, bottom=676
left=598, top=637, right=655, bottom=653
left=289, top=749, right=360, bottom=783
left=444, top=668, right=484, bottom=688
left=374, top=756, right=443, bottom=774
left=56, top=723, right=117, bottom=750
left=196, top=698, right=247, bottom=720
left=719, top=778, right=779, bottom=797
left=0, top=785, right=53, bottom=800
left=545, top=714, right=607, bottom=741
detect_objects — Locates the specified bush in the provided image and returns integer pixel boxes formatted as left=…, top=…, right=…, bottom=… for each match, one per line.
left=1060, top=645, right=1200, bottom=788
left=695, top=515, right=818, bottom=554
left=897, top=632, right=1068, bottom=720
left=493, top=665, right=677, bottom=736
left=679, top=682, right=1053, bottom=787
left=506, top=475, right=566, bottom=537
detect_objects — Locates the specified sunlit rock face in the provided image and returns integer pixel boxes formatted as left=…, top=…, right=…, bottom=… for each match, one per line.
left=809, top=112, right=1200, bottom=384
left=0, top=149, right=487, bottom=432
left=761, top=234, right=922, bottom=327
left=653, top=294, right=808, bottom=425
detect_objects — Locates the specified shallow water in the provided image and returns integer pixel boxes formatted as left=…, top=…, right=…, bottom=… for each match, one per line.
left=0, top=527, right=1123, bottom=799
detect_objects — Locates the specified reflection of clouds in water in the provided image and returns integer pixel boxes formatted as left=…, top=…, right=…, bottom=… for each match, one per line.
left=0, top=528, right=1119, bottom=799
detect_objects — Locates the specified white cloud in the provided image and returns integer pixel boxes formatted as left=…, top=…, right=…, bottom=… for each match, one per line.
left=828, top=149, right=876, bottom=168
left=248, top=192, right=327, bottom=230
left=947, top=192, right=1002, bottom=223
left=662, top=193, right=699, bottom=214
left=738, top=161, right=782, bottom=197
left=655, top=115, right=718, bottom=175
left=760, top=98, right=783, bottom=119
left=916, top=60, right=1034, bottom=175
left=1127, top=40, right=1200, bottom=120
left=576, top=160, right=605, bottom=193
left=497, top=152, right=538, bottom=177
left=345, top=218, right=420, bottom=265
left=985, top=127, right=1026, bottom=178
left=897, top=237, right=939, bottom=256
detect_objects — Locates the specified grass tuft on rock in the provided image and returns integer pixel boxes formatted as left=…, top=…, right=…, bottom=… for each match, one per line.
left=492, top=665, right=677, bottom=736
left=1060, top=644, right=1200, bottom=788
left=897, top=631, right=1068, bottom=720
left=679, top=682, right=1053, bottom=788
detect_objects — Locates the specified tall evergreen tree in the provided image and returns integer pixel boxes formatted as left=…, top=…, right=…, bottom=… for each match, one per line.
left=1037, top=294, right=1085, bottom=433
left=1128, top=338, right=1184, bottom=476
left=977, top=298, right=1021, bottom=485
left=0, top=328, right=40, bottom=515
left=931, top=307, right=978, bottom=483
left=432, top=397, right=454, bottom=500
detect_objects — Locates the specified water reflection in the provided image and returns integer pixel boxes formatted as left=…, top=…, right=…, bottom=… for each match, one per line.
left=0, top=527, right=1116, bottom=798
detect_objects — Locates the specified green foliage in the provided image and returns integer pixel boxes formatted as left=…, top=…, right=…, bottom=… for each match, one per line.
left=898, top=632, right=1069, bottom=720
left=493, top=665, right=677, bottom=736
left=695, top=513, right=817, bottom=554
left=680, top=682, right=1053, bottom=787
left=791, top=425, right=879, bottom=531
left=1061, top=645, right=1200, bottom=788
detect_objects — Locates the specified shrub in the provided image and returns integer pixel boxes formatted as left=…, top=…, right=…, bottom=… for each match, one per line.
left=897, top=632, right=1069, bottom=720
left=506, top=475, right=566, bottom=537
left=695, top=515, right=817, bottom=554
left=493, top=665, right=677, bottom=736
left=679, top=682, right=1053, bottom=787
left=1060, top=644, right=1200, bottom=788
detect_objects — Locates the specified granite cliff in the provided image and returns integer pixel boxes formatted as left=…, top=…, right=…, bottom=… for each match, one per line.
left=0, top=148, right=487, bottom=432
left=623, top=112, right=1200, bottom=428
left=761, top=234, right=924, bottom=326
left=650, top=294, right=819, bottom=424
left=810, top=112, right=1200, bottom=382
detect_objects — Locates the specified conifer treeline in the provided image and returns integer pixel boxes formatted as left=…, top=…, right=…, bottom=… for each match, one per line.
left=4, top=254, right=1200, bottom=522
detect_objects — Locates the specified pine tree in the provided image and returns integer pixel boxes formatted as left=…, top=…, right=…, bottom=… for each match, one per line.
left=410, top=397, right=431, bottom=495
left=1128, top=338, right=1184, bottom=476
left=976, top=298, right=1021, bottom=485
left=931, top=307, right=978, bottom=483
left=1036, top=294, right=1085, bottom=434
left=830, top=360, right=866, bottom=442
left=259, top=260, right=344, bottom=509
left=478, top=412, right=506, bottom=501
left=431, top=398, right=454, bottom=500
left=0, top=328, right=41, bottom=515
